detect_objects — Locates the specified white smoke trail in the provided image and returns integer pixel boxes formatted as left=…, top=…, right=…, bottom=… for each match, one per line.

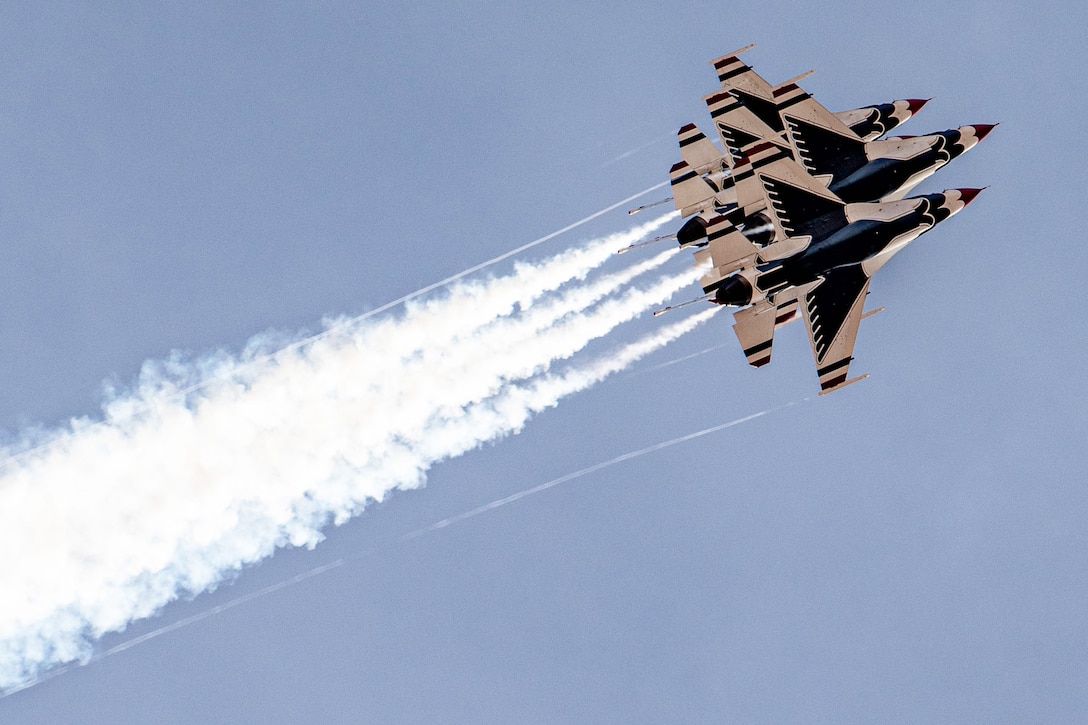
left=182, top=179, right=675, bottom=393
left=0, top=212, right=707, bottom=691
left=0, top=308, right=728, bottom=697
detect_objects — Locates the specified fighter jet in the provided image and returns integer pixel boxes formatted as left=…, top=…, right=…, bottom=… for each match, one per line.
left=636, top=46, right=937, bottom=255
left=705, top=44, right=927, bottom=159
left=666, top=45, right=931, bottom=238
left=701, top=144, right=984, bottom=394
left=668, top=89, right=993, bottom=260
left=714, top=77, right=994, bottom=203
left=779, top=88, right=996, bottom=202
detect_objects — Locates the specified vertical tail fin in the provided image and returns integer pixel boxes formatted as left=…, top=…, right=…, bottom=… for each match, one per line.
left=670, top=161, right=720, bottom=217
left=709, top=44, right=773, bottom=99
left=677, top=124, right=728, bottom=174
left=730, top=142, right=789, bottom=219
left=774, top=82, right=859, bottom=135
left=693, top=214, right=760, bottom=289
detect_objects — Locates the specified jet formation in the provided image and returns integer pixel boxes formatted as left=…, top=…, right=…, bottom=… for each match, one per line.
left=642, top=45, right=993, bottom=394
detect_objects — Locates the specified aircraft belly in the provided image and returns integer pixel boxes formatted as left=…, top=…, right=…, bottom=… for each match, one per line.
left=835, top=155, right=939, bottom=205
left=790, top=213, right=924, bottom=282
left=882, top=166, right=938, bottom=202
left=832, top=159, right=902, bottom=204
left=791, top=223, right=880, bottom=275
left=861, top=228, right=926, bottom=276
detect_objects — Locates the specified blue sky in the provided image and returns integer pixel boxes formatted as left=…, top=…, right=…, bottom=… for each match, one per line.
left=2, top=2, right=1086, bottom=723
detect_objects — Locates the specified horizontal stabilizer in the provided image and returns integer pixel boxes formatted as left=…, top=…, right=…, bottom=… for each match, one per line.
left=732, top=302, right=776, bottom=367
left=706, top=214, right=759, bottom=262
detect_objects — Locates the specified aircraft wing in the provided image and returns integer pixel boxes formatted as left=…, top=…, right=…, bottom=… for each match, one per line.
left=735, top=142, right=846, bottom=261
left=774, top=82, right=869, bottom=187
left=799, top=265, right=872, bottom=394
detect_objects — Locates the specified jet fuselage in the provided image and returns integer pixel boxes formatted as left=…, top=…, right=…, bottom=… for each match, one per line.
left=828, top=126, right=993, bottom=203
left=677, top=125, right=992, bottom=251
left=714, top=191, right=972, bottom=307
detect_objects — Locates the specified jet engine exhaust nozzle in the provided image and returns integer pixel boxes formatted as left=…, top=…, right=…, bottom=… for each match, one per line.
left=713, top=275, right=754, bottom=307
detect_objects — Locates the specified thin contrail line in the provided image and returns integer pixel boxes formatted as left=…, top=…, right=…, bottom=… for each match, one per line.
left=0, top=559, right=348, bottom=696
left=600, top=131, right=675, bottom=168
left=0, top=396, right=807, bottom=698
left=625, top=343, right=732, bottom=378
left=402, top=397, right=809, bottom=539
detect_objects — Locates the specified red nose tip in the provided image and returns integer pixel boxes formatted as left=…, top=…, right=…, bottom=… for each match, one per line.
left=970, top=123, right=999, bottom=140
left=905, top=98, right=931, bottom=114
left=956, top=187, right=987, bottom=206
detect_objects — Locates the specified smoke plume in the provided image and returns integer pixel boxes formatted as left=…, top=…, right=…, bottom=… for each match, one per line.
left=0, top=213, right=714, bottom=690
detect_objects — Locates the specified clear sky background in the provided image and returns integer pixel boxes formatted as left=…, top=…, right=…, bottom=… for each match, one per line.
left=1, top=1, right=1085, bottom=723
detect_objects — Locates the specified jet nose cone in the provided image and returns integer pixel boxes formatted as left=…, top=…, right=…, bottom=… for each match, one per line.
left=905, top=98, right=930, bottom=114
left=955, top=187, right=987, bottom=206
left=969, top=123, right=999, bottom=140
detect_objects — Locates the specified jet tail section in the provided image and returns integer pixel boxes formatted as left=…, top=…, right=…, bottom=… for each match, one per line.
left=677, top=124, right=727, bottom=174
left=670, top=161, right=715, bottom=217
left=709, top=44, right=772, bottom=98
left=693, top=215, right=760, bottom=291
